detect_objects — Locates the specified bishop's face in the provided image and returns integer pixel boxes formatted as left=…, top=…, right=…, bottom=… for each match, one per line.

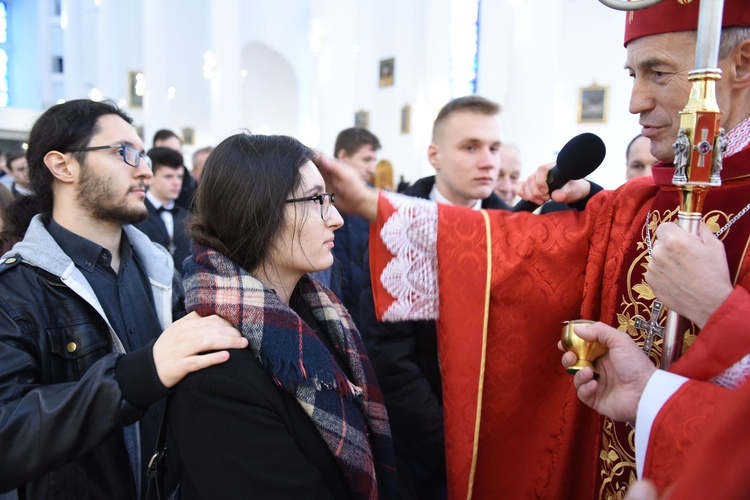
left=626, top=29, right=742, bottom=164
left=626, top=31, right=696, bottom=163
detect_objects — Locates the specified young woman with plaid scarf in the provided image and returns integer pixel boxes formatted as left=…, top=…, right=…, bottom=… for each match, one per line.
left=168, top=133, right=398, bottom=499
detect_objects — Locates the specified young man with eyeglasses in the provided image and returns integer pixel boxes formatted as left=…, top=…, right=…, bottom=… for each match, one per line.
left=0, top=99, right=247, bottom=499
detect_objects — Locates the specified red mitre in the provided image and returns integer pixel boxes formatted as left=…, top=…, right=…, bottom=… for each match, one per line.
left=624, top=0, right=750, bottom=46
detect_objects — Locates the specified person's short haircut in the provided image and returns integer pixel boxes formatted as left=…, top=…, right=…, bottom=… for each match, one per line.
left=152, top=129, right=181, bottom=147
left=147, top=147, right=184, bottom=173
left=432, top=95, right=501, bottom=142
left=625, top=134, right=645, bottom=162
left=189, top=132, right=313, bottom=275
left=5, top=151, right=26, bottom=171
left=192, top=146, right=213, bottom=163
left=333, top=128, right=381, bottom=158
left=26, top=99, right=133, bottom=215
left=719, top=26, right=750, bottom=58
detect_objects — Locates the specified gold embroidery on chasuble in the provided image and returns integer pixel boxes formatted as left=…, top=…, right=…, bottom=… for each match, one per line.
left=618, top=207, right=681, bottom=364
left=599, top=205, right=749, bottom=500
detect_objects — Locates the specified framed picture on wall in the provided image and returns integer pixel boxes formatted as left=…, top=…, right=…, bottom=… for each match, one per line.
left=578, top=84, right=608, bottom=123
left=400, top=105, right=411, bottom=134
left=379, top=58, right=394, bottom=87
left=128, top=71, right=144, bottom=109
left=182, top=127, right=195, bottom=145
left=354, top=110, right=369, bottom=129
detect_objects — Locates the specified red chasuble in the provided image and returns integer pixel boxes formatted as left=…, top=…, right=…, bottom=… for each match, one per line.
left=643, top=378, right=729, bottom=493
left=647, top=377, right=750, bottom=498
left=369, top=147, right=750, bottom=499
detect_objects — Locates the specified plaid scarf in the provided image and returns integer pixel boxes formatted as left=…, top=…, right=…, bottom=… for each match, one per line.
left=183, top=243, right=397, bottom=499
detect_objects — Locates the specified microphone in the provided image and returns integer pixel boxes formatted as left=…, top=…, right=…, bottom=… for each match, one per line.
left=512, top=133, right=606, bottom=212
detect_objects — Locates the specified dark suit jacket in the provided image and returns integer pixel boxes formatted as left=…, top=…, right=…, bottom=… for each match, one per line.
left=134, top=198, right=192, bottom=275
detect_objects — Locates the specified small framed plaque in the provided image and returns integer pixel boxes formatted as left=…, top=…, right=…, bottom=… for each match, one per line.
left=379, top=58, right=394, bottom=87
left=400, top=105, right=411, bottom=134
left=354, top=110, right=370, bottom=129
left=578, top=84, right=608, bottom=123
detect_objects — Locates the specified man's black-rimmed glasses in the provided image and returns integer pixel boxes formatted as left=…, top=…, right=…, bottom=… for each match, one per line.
left=65, top=144, right=152, bottom=170
left=285, top=193, right=336, bottom=221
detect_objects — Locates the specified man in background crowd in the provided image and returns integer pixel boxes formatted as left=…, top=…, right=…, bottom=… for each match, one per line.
left=153, top=128, right=183, bottom=152
left=191, top=146, right=213, bottom=183
left=5, top=152, right=31, bottom=197
left=625, top=133, right=658, bottom=181
left=493, top=142, right=522, bottom=205
left=152, top=129, right=196, bottom=209
left=134, top=147, right=192, bottom=275
left=330, top=127, right=381, bottom=326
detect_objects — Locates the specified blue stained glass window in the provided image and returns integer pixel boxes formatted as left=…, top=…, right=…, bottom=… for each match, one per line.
left=0, top=1, right=7, bottom=107
left=449, top=0, right=480, bottom=97
left=0, top=2, right=6, bottom=43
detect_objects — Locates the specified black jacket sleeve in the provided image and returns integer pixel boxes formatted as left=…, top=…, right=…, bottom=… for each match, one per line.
left=569, top=180, right=604, bottom=211
left=0, top=304, right=138, bottom=489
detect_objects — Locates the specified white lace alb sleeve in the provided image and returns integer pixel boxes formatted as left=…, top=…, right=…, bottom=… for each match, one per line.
left=711, top=353, right=750, bottom=389
left=379, top=191, right=440, bottom=322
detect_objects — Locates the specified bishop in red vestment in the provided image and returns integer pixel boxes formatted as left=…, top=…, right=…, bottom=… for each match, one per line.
left=328, top=2, right=750, bottom=498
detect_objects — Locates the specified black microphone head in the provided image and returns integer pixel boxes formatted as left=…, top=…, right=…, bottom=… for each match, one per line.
left=556, top=132, right=606, bottom=180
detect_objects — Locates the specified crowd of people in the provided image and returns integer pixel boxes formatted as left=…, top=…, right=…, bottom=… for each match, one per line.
left=0, top=1, right=748, bottom=499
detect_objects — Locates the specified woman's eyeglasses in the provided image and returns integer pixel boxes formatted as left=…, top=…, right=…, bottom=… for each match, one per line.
left=285, top=193, right=336, bottom=221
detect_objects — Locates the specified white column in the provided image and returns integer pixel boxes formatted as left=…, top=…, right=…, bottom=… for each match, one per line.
left=60, top=0, right=86, bottom=100
left=93, top=0, right=121, bottom=106
left=142, top=0, right=170, bottom=146
left=209, top=0, right=243, bottom=139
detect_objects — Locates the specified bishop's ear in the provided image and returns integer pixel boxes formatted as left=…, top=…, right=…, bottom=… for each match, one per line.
left=730, top=38, right=750, bottom=88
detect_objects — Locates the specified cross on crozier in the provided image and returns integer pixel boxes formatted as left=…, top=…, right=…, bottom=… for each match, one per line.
left=634, top=300, right=665, bottom=355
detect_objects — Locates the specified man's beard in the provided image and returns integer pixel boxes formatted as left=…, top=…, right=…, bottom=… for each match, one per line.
left=77, top=166, right=148, bottom=225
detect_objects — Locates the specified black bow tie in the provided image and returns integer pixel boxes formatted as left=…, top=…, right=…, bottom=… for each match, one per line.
left=157, top=206, right=174, bottom=214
